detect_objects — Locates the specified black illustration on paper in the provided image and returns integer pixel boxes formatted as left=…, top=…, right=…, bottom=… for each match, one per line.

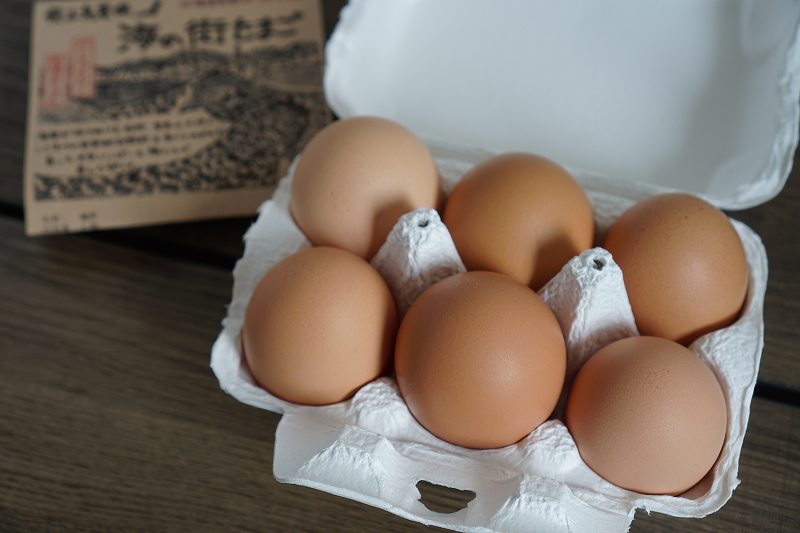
left=34, top=42, right=329, bottom=201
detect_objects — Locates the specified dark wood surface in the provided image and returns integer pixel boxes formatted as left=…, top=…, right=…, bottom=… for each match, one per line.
left=1, top=1, right=798, bottom=531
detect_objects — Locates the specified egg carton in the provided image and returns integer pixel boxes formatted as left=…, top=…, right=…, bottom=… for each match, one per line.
left=210, top=141, right=767, bottom=532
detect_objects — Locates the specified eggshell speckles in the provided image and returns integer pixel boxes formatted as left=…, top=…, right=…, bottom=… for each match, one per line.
left=395, top=271, right=567, bottom=449
left=290, top=117, right=441, bottom=260
left=443, top=153, right=594, bottom=290
left=241, top=247, right=397, bottom=405
left=566, top=336, right=728, bottom=495
left=604, top=193, right=748, bottom=345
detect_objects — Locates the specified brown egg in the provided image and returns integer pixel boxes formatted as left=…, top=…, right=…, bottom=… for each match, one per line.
left=604, top=193, right=748, bottom=345
left=395, top=271, right=566, bottom=449
left=290, top=116, right=441, bottom=259
left=241, top=247, right=397, bottom=405
left=443, top=153, right=594, bottom=290
left=566, top=336, right=727, bottom=495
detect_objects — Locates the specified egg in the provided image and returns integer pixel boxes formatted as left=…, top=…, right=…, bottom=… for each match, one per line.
left=395, top=271, right=566, bottom=449
left=290, top=116, right=441, bottom=260
left=603, top=193, right=748, bottom=345
left=565, top=336, right=727, bottom=495
left=241, top=247, right=397, bottom=405
left=443, top=153, right=594, bottom=290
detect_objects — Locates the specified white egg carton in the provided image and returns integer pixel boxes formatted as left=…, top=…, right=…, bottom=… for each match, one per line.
left=211, top=0, right=800, bottom=530
left=211, top=146, right=766, bottom=532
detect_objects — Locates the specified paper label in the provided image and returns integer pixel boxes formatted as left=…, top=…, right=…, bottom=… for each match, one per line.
left=24, top=0, right=329, bottom=235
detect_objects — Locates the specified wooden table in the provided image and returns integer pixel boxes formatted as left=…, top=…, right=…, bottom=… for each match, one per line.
left=1, top=1, right=798, bottom=531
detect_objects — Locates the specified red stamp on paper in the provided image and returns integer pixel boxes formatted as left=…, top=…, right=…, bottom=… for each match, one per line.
left=41, top=54, right=68, bottom=110
left=68, top=36, right=97, bottom=99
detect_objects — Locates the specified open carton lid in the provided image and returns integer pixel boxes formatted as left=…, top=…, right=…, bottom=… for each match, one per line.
left=325, top=0, right=800, bottom=210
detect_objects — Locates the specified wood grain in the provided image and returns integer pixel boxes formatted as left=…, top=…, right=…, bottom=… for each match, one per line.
left=732, top=149, right=800, bottom=393
left=0, top=215, right=797, bottom=531
left=0, top=0, right=31, bottom=207
left=0, top=214, right=428, bottom=532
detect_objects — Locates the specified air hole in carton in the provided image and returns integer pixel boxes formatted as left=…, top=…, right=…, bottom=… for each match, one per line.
left=593, top=258, right=605, bottom=271
left=418, top=219, right=430, bottom=228
left=416, top=480, right=475, bottom=514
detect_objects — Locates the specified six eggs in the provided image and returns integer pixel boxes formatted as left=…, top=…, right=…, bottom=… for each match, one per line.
left=242, top=116, right=749, bottom=495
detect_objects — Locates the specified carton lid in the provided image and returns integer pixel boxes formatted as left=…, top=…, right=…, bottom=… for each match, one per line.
left=324, top=0, right=800, bottom=210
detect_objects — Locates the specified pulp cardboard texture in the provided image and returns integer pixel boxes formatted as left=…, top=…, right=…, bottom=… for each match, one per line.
left=210, top=0, right=799, bottom=530
left=211, top=151, right=767, bottom=532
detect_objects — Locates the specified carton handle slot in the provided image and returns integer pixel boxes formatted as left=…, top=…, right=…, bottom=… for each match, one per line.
left=415, top=479, right=476, bottom=514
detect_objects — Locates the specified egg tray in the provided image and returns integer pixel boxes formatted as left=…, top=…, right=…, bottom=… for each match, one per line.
left=210, top=142, right=767, bottom=533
